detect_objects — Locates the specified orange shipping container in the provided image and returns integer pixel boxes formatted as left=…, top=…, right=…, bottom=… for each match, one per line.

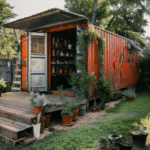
left=3, top=8, right=142, bottom=94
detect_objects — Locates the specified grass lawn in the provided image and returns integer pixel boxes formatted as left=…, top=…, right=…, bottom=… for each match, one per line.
left=1, top=91, right=150, bottom=150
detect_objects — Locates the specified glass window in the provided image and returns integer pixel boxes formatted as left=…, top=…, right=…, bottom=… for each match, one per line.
left=31, top=37, right=44, bottom=54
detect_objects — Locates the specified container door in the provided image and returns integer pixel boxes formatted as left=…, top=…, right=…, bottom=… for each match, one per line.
left=76, top=24, right=85, bottom=74
left=28, top=32, right=47, bottom=92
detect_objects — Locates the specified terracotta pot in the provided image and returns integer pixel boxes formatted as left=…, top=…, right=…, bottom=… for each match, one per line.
left=40, top=117, right=45, bottom=134
left=53, top=92, right=58, bottom=95
left=69, top=61, right=72, bottom=64
left=97, top=107, right=101, bottom=112
left=66, top=93, right=71, bottom=97
left=92, top=107, right=97, bottom=112
left=59, top=69, right=63, bottom=73
left=69, top=70, right=72, bottom=73
left=61, top=115, right=73, bottom=125
left=72, top=108, right=79, bottom=120
left=52, top=59, right=55, bottom=62
left=44, top=114, right=51, bottom=127
left=61, top=93, right=66, bottom=96
left=126, top=96, right=134, bottom=101
left=64, top=70, right=67, bottom=73
left=33, top=107, right=43, bottom=115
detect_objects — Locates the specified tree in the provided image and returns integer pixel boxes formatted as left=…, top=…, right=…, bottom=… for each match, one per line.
left=0, top=0, right=20, bottom=58
left=65, top=0, right=150, bottom=48
left=65, top=0, right=110, bottom=26
left=106, top=0, right=150, bottom=36
left=91, top=0, right=98, bottom=24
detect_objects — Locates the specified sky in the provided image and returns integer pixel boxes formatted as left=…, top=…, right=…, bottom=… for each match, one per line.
left=7, top=0, right=150, bottom=37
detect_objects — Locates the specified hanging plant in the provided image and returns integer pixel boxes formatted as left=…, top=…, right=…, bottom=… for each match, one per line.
left=70, top=25, right=113, bottom=103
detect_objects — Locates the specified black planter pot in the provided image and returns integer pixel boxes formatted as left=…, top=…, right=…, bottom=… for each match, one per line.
left=78, top=103, right=86, bottom=116
left=101, top=103, right=105, bottom=110
left=119, top=140, right=132, bottom=150
left=130, top=130, right=148, bottom=149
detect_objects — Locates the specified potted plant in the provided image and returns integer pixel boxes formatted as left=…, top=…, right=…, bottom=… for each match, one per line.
left=0, top=78, right=6, bottom=96
left=130, top=123, right=149, bottom=149
left=99, top=139, right=108, bottom=149
left=69, top=100, right=79, bottom=121
left=59, top=66, right=63, bottom=74
left=43, top=103, right=52, bottom=127
left=98, top=76, right=114, bottom=110
left=43, top=103, right=52, bottom=113
left=58, top=86, right=73, bottom=125
left=119, top=138, right=132, bottom=150
left=61, top=106, right=73, bottom=125
left=92, top=99, right=97, bottom=112
left=52, top=57, right=55, bottom=63
left=63, top=65, right=68, bottom=74
left=32, top=113, right=41, bottom=138
left=122, top=90, right=136, bottom=101
left=69, top=67, right=72, bottom=74
left=27, top=92, right=46, bottom=115
left=2, top=82, right=11, bottom=93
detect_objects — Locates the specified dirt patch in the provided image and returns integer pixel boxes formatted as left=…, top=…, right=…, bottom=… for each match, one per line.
left=38, top=99, right=123, bottom=140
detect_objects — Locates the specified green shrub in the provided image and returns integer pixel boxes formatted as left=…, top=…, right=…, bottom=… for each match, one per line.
left=136, top=48, right=150, bottom=93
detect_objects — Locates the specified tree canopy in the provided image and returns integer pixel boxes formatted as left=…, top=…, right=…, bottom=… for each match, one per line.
left=0, top=0, right=20, bottom=59
left=65, top=0, right=110, bottom=27
left=65, top=0, right=150, bottom=49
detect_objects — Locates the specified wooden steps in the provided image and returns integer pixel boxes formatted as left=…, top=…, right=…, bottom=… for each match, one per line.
left=0, top=104, right=36, bottom=124
left=0, top=116, right=33, bottom=140
left=0, top=104, right=37, bottom=146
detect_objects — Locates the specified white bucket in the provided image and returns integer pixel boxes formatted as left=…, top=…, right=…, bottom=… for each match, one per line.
left=32, top=123, right=41, bottom=138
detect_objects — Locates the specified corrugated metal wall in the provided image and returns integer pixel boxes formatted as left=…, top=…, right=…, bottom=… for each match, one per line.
left=87, top=25, right=140, bottom=91
left=21, top=22, right=140, bottom=92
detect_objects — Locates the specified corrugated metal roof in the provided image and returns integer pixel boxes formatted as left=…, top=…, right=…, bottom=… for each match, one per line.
left=3, top=8, right=88, bottom=32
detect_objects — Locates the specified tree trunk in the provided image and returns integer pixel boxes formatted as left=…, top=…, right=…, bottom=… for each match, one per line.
left=91, top=0, right=98, bottom=24
left=106, top=16, right=115, bottom=30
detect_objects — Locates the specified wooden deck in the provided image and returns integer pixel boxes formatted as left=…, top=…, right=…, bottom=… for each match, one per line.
left=0, top=92, right=87, bottom=113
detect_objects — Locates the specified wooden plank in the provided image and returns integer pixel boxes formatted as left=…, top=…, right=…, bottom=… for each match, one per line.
left=0, top=116, right=32, bottom=133
left=0, top=134, right=26, bottom=146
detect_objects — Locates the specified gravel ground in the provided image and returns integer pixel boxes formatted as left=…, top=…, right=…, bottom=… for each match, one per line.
left=38, top=98, right=123, bottom=140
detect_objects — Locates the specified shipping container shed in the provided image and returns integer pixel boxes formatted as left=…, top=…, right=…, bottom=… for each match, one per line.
left=3, top=8, right=142, bottom=94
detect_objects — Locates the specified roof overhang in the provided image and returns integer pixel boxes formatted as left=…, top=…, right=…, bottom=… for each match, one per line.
left=127, top=41, right=143, bottom=52
left=3, top=8, right=88, bottom=32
